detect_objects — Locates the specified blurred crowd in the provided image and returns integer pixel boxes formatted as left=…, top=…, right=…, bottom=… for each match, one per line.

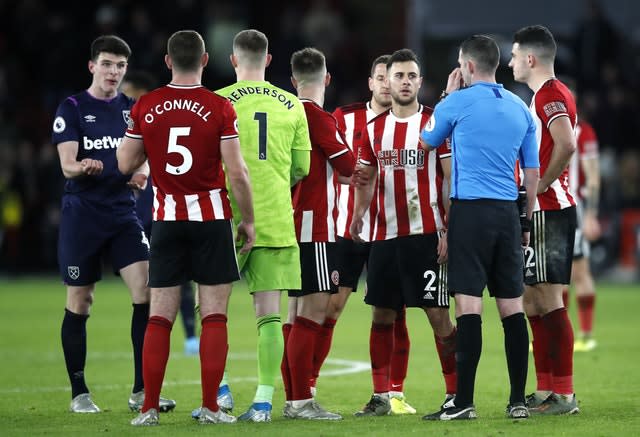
left=0, top=0, right=638, bottom=275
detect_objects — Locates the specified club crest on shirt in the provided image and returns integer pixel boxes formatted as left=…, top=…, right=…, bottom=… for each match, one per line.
left=543, top=101, right=567, bottom=117
left=68, top=266, right=80, bottom=280
left=122, top=110, right=132, bottom=128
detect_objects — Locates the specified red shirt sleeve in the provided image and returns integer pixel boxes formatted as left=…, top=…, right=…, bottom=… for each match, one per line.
left=535, top=86, right=571, bottom=129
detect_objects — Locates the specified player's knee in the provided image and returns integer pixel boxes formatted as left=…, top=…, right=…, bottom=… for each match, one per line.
left=372, top=307, right=396, bottom=324
left=424, top=307, right=453, bottom=333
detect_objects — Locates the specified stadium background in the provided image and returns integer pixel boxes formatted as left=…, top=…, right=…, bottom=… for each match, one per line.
left=0, top=0, right=638, bottom=280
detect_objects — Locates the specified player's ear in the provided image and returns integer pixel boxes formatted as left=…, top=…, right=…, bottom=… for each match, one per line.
left=165, top=54, right=172, bottom=70
left=88, top=60, right=95, bottom=74
left=201, top=52, right=209, bottom=67
left=527, top=53, right=535, bottom=68
left=265, top=53, right=273, bottom=68
left=325, top=72, right=331, bottom=87
left=291, top=76, right=298, bottom=89
left=368, top=77, right=374, bottom=92
left=467, top=59, right=475, bottom=76
left=230, top=54, right=238, bottom=68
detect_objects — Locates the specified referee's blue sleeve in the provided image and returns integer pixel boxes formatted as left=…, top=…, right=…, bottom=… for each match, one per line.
left=519, top=121, right=540, bottom=169
left=420, top=105, right=451, bottom=149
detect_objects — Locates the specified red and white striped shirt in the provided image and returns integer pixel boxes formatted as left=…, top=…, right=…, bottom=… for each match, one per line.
left=568, top=119, right=599, bottom=201
left=333, top=101, right=377, bottom=240
left=126, top=84, right=237, bottom=221
left=357, top=105, right=448, bottom=241
left=292, top=99, right=355, bottom=242
left=530, top=79, right=577, bottom=211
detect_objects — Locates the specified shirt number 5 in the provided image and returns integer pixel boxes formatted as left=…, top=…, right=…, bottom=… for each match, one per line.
left=166, top=127, right=193, bottom=175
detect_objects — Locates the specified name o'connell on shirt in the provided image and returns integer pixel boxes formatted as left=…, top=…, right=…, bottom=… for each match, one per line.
left=143, top=99, right=211, bottom=123
left=225, top=86, right=295, bottom=110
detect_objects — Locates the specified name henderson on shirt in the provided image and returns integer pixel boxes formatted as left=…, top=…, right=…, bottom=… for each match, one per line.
left=224, top=85, right=295, bottom=110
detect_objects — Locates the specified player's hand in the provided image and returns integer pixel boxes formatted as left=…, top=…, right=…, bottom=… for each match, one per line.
left=236, top=221, right=255, bottom=254
left=446, top=68, right=464, bottom=93
left=350, top=217, right=365, bottom=243
left=583, top=212, right=601, bottom=241
left=80, top=158, right=103, bottom=176
left=127, top=173, right=148, bottom=190
left=521, top=230, right=530, bottom=248
left=437, top=230, right=448, bottom=264
left=351, top=167, right=370, bottom=187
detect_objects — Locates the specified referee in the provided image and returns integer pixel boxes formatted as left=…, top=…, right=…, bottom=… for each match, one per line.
left=419, top=35, right=539, bottom=420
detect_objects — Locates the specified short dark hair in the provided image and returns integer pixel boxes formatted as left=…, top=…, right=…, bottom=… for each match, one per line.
left=291, top=47, right=326, bottom=83
left=167, top=30, right=205, bottom=72
left=513, top=25, right=557, bottom=64
left=370, top=54, right=390, bottom=77
left=386, top=48, right=420, bottom=72
left=233, top=29, right=268, bottom=66
left=460, top=35, right=500, bottom=74
left=122, top=70, right=156, bottom=92
left=90, top=35, right=131, bottom=61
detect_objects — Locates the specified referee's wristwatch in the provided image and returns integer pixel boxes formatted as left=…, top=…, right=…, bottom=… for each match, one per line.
left=439, top=90, right=448, bottom=100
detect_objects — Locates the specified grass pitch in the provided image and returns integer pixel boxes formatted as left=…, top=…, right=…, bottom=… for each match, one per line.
left=0, top=277, right=639, bottom=436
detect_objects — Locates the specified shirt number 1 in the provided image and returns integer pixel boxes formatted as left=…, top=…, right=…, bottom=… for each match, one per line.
left=254, top=112, right=268, bottom=160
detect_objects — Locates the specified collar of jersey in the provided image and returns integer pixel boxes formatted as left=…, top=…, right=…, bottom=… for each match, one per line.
left=167, top=83, right=203, bottom=89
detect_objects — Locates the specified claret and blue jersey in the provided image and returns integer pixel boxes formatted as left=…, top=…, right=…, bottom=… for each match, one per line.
left=52, top=90, right=136, bottom=209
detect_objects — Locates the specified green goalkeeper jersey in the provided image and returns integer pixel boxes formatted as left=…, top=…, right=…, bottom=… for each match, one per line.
left=216, top=80, right=311, bottom=247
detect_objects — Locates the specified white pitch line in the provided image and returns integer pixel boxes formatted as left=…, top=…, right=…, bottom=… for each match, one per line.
left=0, top=355, right=369, bottom=394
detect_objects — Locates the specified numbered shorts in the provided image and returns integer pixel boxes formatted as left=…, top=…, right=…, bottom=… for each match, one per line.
left=288, top=242, right=339, bottom=297
left=524, top=207, right=577, bottom=285
left=58, top=196, right=149, bottom=286
left=573, top=202, right=590, bottom=259
left=366, top=233, right=449, bottom=311
left=149, top=220, right=240, bottom=287
left=237, top=245, right=301, bottom=293
left=448, top=199, right=523, bottom=298
left=335, top=236, right=370, bottom=291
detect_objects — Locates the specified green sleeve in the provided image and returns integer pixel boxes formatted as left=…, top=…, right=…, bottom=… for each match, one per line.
left=290, top=107, right=312, bottom=185
left=291, top=148, right=310, bottom=185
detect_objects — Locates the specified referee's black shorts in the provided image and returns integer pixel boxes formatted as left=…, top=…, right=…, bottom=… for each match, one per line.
left=448, top=199, right=523, bottom=298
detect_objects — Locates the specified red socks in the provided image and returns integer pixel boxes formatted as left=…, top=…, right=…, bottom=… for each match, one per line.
left=287, top=317, right=321, bottom=400
left=543, top=308, right=574, bottom=395
left=310, top=317, right=336, bottom=388
left=200, top=314, right=228, bottom=412
left=528, top=315, right=552, bottom=392
left=281, top=323, right=292, bottom=400
left=141, top=316, right=173, bottom=413
left=370, top=322, right=394, bottom=393
left=434, top=327, right=457, bottom=395
left=389, top=310, right=409, bottom=392
left=577, top=295, right=595, bottom=335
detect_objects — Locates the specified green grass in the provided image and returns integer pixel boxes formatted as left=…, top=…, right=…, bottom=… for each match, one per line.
left=0, top=277, right=639, bottom=436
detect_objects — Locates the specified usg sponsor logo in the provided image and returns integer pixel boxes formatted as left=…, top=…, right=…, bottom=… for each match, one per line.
left=83, top=136, right=122, bottom=150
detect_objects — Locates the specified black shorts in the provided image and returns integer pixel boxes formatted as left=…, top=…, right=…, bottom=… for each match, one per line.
left=149, top=220, right=240, bottom=287
left=289, top=242, right=339, bottom=297
left=366, top=233, right=449, bottom=311
left=525, top=207, right=577, bottom=285
left=573, top=202, right=589, bottom=259
left=335, top=236, right=370, bottom=291
left=448, top=199, right=524, bottom=298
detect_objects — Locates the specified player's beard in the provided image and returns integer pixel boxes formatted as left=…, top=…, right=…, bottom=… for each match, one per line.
left=373, top=92, right=391, bottom=109
left=391, top=89, right=417, bottom=107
